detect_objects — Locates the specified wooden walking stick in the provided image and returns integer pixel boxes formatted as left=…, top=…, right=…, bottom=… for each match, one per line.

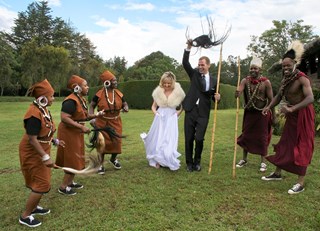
left=232, top=56, right=241, bottom=178
left=208, top=43, right=223, bottom=174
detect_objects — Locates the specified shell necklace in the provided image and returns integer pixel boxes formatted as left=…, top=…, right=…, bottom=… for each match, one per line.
left=33, top=100, right=53, bottom=137
left=74, top=92, right=88, bottom=111
left=105, top=88, right=115, bottom=105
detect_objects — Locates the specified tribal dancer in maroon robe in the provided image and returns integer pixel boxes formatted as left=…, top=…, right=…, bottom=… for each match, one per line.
left=261, top=41, right=315, bottom=195
left=235, top=56, right=274, bottom=172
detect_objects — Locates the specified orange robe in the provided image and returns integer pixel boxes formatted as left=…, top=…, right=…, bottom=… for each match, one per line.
left=94, top=88, right=124, bottom=154
left=55, top=93, right=88, bottom=170
left=19, top=103, right=56, bottom=193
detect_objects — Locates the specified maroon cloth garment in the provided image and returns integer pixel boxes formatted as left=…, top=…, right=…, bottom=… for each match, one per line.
left=267, top=104, right=315, bottom=176
left=237, top=109, right=272, bottom=156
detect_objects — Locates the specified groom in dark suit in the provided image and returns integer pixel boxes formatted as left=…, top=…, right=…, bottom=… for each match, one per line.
left=182, top=39, right=220, bottom=172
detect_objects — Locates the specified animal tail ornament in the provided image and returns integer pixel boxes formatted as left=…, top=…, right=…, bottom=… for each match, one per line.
left=54, top=154, right=101, bottom=175
left=186, top=15, right=231, bottom=49
left=86, top=125, right=126, bottom=151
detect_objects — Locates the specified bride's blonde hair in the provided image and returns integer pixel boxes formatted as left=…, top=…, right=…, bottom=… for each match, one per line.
left=159, top=71, right=176, bottom=88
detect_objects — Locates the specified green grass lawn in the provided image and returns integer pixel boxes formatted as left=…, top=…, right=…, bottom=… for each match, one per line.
left=0, top=101, right=319, bottom=230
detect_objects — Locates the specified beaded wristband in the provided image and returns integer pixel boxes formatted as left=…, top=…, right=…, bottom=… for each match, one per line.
left=53, top=138, right=60, bottom=146
left=42, top=154, right=50, bottom=162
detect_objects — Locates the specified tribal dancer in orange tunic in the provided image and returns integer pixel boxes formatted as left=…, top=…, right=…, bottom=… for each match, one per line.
left=19, top=79, right=65, bottom=227
left=89, top=70, right=129, bottom=174
left=56, top=75, right=100, bottom=195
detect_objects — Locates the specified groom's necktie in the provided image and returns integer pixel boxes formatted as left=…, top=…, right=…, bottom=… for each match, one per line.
left=201, top=74, right=206, bottom=91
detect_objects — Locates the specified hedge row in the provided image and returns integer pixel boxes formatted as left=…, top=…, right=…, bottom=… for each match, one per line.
left=88, top=80, right=241, bottom=110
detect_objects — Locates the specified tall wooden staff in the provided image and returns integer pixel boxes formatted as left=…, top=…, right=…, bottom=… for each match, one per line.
left=208, top=43, right=223, bottom=174
left=232, top=56, right=241, bottom=178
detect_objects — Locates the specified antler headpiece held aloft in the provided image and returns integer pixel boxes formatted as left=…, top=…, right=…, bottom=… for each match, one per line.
left=186, top=16, right=231, bottom=50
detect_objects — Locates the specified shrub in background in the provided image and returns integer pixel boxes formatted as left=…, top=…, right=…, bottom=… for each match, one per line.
left=89, top=80, right=241, bottom=110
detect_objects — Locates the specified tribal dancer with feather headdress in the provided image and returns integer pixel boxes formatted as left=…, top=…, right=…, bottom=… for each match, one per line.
left=261, top=41, right=315, bottom=195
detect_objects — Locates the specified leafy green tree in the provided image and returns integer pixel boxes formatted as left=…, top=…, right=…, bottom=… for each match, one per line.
left=79, top=56, right=106, bottom=87
left=20, top=39, right=71, bottom=94
left=0, top=33, right=18, bottom=96
left=38, top=45, right=71, bottom=96
left=62, top=31, right=105, bottom=87
left=104, top=56, right=128, bottom=82
left=124, top=51, right=179, bottom=81
left=6, top=1, right=105, bottom=94
left=218, top=56, right=251, bottom=87
left=10, top=1, right=54, bottom=49
left=175, top=64, right=189, bottom=81
left=247, top=20, right=318, bottom=91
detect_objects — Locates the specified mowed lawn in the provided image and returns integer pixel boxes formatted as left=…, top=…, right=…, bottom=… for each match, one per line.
left=0, top=100, right=319, bottom=231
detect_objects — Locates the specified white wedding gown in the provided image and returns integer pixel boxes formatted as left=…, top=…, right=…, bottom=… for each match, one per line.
left=140, top=107, right=181, bottom=170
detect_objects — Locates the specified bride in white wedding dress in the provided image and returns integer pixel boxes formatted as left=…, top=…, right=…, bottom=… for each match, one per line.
left=140, top=72, right=185, bottom=170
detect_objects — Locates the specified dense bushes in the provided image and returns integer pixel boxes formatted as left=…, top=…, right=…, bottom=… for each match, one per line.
left=88, top=80, right=320, bottom=136
left=88, top=80, right=241, bottom=110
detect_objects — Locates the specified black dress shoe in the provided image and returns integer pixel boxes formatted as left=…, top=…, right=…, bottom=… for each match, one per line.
left=193, top=164, right=201, bottom=171
left=186, top=165, right=193, bottom=172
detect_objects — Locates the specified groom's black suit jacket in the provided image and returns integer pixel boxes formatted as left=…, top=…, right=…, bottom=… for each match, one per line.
left=182, top=50, right=217, bottom=118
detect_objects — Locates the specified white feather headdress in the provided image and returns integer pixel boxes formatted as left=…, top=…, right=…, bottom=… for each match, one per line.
left=250, top=56, right=262, bottom=68
left=282, top=40, right=304, bottom=64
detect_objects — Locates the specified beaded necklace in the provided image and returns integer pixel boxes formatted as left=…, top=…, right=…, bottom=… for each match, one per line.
left=244, top=77, right=268, bottom=111
left=279, top=70, right=299, bottom=99
left=105, top=88, right=115, bottom=104
left=33, top=100, right=54, bottom=137
left=74, top=92, right=88, bottom=111
left=105, top=88, right=116, bottom=113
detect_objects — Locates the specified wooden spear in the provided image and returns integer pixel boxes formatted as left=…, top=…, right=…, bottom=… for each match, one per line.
left=232, top=56, right=241, bottom=178
left=208, top=43, right=223, bottom=174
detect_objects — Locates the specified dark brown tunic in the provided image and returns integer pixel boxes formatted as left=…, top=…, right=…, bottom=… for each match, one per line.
left=19, top=103, right=55, bottom=193
left=55, top=93, right=88, bottom=170
left=94, top=88, right=124, bottom=154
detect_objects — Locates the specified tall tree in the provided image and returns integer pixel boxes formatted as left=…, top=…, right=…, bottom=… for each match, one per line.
left=4, top=1, right=106, bottom=94
left=104, top=56, right=128, bottom=82
left=10, top=1, right=54, bottom=49
left=0, top=33, right=18, bottom=96
left=20, top=39, right=71, bottom=94
left=125, top=51, right=179, bottom=81
left=247, top=20, right=318, bottom=91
